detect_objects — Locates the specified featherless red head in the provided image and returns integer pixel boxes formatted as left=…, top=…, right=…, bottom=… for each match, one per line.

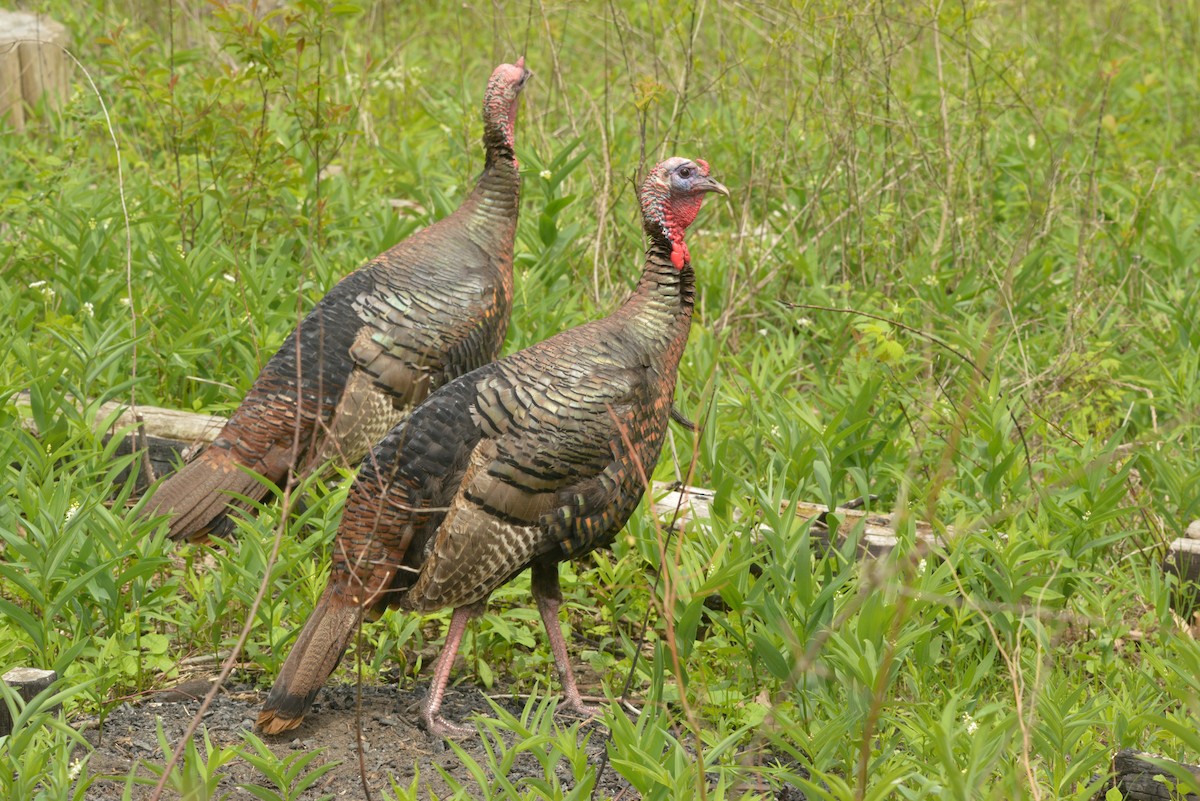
left=482, top=58, right=531, bottom=157
left=640, top=157, right=728, bottom=269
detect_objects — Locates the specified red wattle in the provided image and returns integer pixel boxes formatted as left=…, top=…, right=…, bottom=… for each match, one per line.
left=671, top=242, right=691, bottom=269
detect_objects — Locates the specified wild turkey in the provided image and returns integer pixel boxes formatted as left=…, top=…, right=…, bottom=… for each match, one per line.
left=257, top=156, right=727, bottom=737
left=139, top=59, right=531, bottom=542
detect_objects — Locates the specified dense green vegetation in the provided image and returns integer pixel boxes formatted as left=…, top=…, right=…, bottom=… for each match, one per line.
left=2, top=0, right=1199, bottom=797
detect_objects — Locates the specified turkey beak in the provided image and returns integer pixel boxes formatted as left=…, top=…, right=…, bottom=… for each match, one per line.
left=699, top=177, right=729, bottom=198
left=516, top=57, right=533, bottom=90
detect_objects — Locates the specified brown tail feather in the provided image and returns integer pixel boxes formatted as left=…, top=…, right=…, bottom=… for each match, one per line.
left=257, top=588, right=361, bottom=734
left=140, top=449, right=273, bottom=542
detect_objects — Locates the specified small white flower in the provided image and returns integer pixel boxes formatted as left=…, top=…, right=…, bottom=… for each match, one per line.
left=88, top=218, right=97, bottom=230
left=962, top=712, right=978, bottom=734
left=795, top=317, right=813, bottom=327
left=65, top=502, right=80, bottom=521
left=1027, top=133, right=1036, bottom=149
left=82, top=302, right=94, bottom=318
left=29, top=280, right=47, bottom=288
left=922, top=274, right=939, bottom=287
left=223, top=273, right=236, bottom=283
left=955, top=216, right=964, bottom=226
left=120, top=297, right=132, bottom=307
left=758, top=328, right=768, bottom=336
left=1082, top=510, right=1091, bottom=521
left=68, top=759, right=83, bottom=781
left=917, top=558, right=927, bottom=576
left=539, top=169, right=552, bottom=181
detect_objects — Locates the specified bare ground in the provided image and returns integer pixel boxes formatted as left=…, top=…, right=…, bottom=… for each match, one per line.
left=76, top=680, right=634, bottom=800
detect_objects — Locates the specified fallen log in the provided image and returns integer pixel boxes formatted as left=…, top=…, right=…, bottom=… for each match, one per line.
left=12, top=397, right=954, bottom=559
left=5, top=396, right=1040, bottom=563
left=14, top=390, right=226, bottom=444
left=651, top=483, right=941, bottom=557
left=26, top=398, right=1200, bottom=589
left=14, top=390, right=225, bottom=491
left=1105, top=749, right=1200, bottom=801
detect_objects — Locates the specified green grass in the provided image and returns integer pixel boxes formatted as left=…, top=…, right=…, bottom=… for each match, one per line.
left=2, top=0, right=1200, bottom=798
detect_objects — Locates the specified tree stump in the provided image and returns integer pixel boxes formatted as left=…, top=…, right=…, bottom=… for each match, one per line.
left=0, top=10, right=70, bottom=131
left=1166, top=522, right=1200, bottom=610
left=0, top=667, right=58, bottom=737
left=1168, top=538, right=1200, bottom=583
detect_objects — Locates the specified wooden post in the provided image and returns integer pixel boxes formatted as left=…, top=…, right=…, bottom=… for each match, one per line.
left=0, top=667, right=58, bottom=737
left=0, top=10, right=71, bottom=131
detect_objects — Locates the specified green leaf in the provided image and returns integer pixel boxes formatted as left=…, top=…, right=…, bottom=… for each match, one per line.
left=751, top=632, right=791, bottom=680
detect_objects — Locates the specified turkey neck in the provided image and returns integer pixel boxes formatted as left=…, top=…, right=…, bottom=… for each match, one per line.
left=611, top=245, right=695, bottom=373
left=460, top=151, right=521, bottom=250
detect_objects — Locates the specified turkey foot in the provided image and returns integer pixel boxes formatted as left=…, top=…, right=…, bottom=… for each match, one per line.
left=422, top=710, right=476, bottom=739
left=420, top=605, right=480, bottom=739
left=557, top=688, right=603, bottom=720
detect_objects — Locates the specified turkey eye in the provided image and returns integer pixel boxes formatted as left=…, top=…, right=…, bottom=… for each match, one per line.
left=678, top=167, right=693, bottom=179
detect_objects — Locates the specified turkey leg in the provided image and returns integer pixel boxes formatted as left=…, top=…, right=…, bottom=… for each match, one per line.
left=421, top=603, right=483, bottom=738
left=532, top=561, right=602, bottom=719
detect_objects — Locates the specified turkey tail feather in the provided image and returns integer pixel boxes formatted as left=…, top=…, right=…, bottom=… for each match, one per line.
left=141, top=450, right=272, bottom=542
left=256, top=589, right=362, bottom=735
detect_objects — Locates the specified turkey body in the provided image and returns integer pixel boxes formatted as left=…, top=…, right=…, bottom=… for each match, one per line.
left=140, top=60, right=529, bottom=542
left=258, top=156, right=727, bottom=737
left=356, top=279, right=694, bottom=614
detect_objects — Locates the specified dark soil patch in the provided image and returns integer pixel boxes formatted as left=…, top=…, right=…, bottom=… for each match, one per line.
left=77, top=681, right=633, bottom=799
